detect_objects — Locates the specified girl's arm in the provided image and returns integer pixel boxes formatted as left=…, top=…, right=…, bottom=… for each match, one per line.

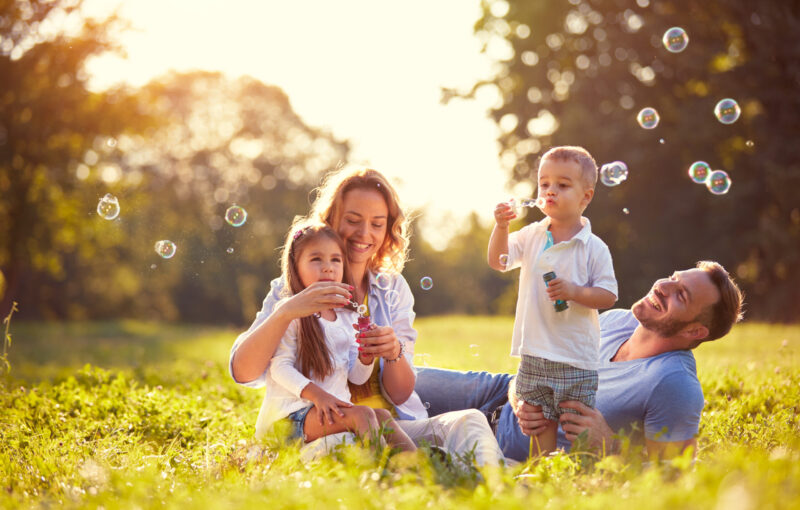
left=231, top=280, right=353, bottom=385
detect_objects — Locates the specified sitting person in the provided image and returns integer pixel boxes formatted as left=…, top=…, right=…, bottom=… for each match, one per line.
left=414, top=261, right=744, bottom=460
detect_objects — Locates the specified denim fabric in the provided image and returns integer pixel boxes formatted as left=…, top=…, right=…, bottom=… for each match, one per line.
left=286, top=405, right=313, bottom=441
left=414, top=367, right=513, bottom=418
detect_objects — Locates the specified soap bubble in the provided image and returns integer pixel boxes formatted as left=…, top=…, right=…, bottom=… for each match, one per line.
left=357, top=304, right=368, bottom=316
left=499, top=254, right=509, bottom=267
left=600, top=161, right=629, bottom=187
left=106, top=138, right=117, bottom=148
left=659, top=138, right=665, bottom=144
left=96, top=193, right=120, bottom=220
left=225, top=205, right=247, bottom=227
left=745, top=140, right=754, bottom=147
left=623, top=208, right=630, bottom=215
left=423, top=402, right=431, bottom=410
left=706, top=170, right=732, bottom=195
left=385, top=289, right=400, bottom=307
left=662, top=27, right=689, bottom=53
left=637, top=107, right=660, bottom=129
left=154, top=240, right=177, bottom=259
left=469, top=344, right=480, bottom=357
left=688, top=161, right=711, bottom=183
left=714, top=99, right=741, bottom=125
left=150, top=264, right=156, bottom=270
left=376, top=272, right=392, bottom=290
left=420, top=276, right=433, bottom=290
left=227, top=247, right=234, bottom=254
left=520, top=197, right=545, bottom=209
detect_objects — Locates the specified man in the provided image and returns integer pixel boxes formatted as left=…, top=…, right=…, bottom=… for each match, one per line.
left=414, top=261, right=744, bottom=461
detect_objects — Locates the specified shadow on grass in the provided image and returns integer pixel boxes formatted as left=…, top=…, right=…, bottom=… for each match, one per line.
left=6, top=320, right=240, bottom=385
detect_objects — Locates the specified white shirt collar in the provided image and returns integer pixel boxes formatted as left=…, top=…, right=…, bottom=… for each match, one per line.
left=531, top=216, right=593, bottom=244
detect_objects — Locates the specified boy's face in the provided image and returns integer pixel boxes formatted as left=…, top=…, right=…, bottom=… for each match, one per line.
left=537, top=158, right=594, bottom=223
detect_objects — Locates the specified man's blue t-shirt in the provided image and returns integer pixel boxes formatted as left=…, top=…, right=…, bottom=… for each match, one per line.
left=497, top=309, right=705, bottom=460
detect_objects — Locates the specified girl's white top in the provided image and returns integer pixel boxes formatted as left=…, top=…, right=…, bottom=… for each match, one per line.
left=232, top=271, right=428, bottom=423
left=255, top=307, right=373, bottom=438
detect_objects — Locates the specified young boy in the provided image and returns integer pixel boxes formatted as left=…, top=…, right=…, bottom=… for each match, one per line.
left=488, top=146, right=618, bottom=455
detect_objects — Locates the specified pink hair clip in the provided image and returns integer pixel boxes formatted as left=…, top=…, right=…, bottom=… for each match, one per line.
left=293, top=226, right=311, bottom=241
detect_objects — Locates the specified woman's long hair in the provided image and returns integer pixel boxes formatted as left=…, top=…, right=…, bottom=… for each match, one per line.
left=280, top=222, right=355, bottom=380
left=308, top=166, right=412, bottom=274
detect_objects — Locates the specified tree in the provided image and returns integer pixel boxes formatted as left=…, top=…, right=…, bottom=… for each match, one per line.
left=461, top=0, right=800, bottom=320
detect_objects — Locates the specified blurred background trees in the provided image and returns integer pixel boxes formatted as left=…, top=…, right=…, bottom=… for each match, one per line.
left=1, top=0, right=798, bottom=323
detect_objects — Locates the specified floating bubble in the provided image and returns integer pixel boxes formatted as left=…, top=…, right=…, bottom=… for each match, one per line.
left=499, top=254, right=509, bottom=267
left=106, top=138, right=117, bottom=148
left=706, top=170, right=732, bottom=195
left=714, top=98, right=741, bottom=125
left=662, top=27, right=689, bottom=53
left=637, top=107, right=660, bottom=129
left=96, top=193, right=120, bottom=220
left=154, top=240, right=177, bottom=259
left=150, top=264, right=156, bottom=270
left=225, top=205, right=247, bottom=227
left=376, top=272, right=392, bottom=290
left=420, top=276, right=433, bottom=291
left=226, top=247, right=234, bottom=254
left=507, top=197, right=544, bottom=217
left=659, top=138, right=665, bottom=144
left=469, top=344, right=479, bottom=357
left=688, top=161, right=711, bottom=184
left=385, top=289, right=400, bottom=307
left=745, top=140, right=754, bottom=148
left=599, top=161, right=629, bottom=187
left=623, top=208, right=630, bottom=215
left=423, top=402, right=431, bottom=410
left=357, top=304, right=368, bottom=316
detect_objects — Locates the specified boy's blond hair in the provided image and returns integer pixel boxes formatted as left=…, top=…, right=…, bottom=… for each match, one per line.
left=539, top=146, right=598, bottom=189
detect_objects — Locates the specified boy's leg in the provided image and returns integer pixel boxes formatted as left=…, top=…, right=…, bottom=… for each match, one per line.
left=373, top=408, right=417, bottom=452
left=303, top=405, right=378, bottom=443
left=516, top=355, right=559, bottom=456
left=414, top=366, right=514, bottom=417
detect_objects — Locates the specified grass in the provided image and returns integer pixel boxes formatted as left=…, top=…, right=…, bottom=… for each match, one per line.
left=1, top=316, right=799, bottom=509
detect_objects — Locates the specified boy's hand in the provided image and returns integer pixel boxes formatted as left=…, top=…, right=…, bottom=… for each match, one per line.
left=494, top=201, right=516, bottom=228
left=546, top=277, right=577, bottom=301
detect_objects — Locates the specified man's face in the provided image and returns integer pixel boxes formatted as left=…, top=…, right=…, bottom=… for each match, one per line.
left=632, top=269, right=720, bottom=338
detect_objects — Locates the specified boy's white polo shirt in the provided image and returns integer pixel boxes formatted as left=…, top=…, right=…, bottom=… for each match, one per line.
left=503, top=216, right=617, bottom=370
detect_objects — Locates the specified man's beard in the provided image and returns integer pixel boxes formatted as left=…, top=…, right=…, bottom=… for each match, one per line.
left=632, top=299, right=691, bottom=338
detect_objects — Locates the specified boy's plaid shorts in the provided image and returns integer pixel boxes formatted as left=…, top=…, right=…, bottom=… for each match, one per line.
left=515, top=355, right=598, bottom=421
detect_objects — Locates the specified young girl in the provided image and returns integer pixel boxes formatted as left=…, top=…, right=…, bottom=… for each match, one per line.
left=262, top=222, right=416, bottom=452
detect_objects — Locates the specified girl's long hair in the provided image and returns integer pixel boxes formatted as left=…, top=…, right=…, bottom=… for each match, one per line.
left=308, top=166, right=411, bottom=274
left=280, top=222, right=355, bottom=380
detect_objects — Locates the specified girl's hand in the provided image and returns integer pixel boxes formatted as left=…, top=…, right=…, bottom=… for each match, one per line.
left=545, top=277, right=577, bottom=301
left=355, top=324, right=402, bottom=361
left=277, top=281, right=353, bottom=319
left=306, top=386, right=353, bottom=426
left=494, top=201, right=516, bottom=228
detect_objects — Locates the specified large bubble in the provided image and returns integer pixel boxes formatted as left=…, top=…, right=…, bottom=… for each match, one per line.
left=420, top=277, right=433, bottom=291
left=706, top=170, right=732, bottom=195
left=662, top=27, right=689, bottom=53
left=600, top=161, right=629, bottom=187
left=96, top=193, right=120, bottom=220
left=688, top=161, right=711, bottom=184
left=714, top=98, right=741, bottom=125
left=225, top=205, right=247, bottom=227
left=385, top=289, right=400, bottom=308
left=154, top=240, right=177, bottom=259
left=376, top=272, right=392, bottom=290
left=637, top=107, right=660, bottom=129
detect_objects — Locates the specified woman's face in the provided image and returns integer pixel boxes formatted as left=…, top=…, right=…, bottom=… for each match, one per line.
left=336, top=188, right=388, bottom=267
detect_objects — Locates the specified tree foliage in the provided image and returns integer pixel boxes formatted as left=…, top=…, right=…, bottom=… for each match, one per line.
left=466, top=0, right=800, bottom=321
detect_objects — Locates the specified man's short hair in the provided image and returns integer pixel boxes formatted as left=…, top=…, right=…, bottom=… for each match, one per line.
left=539, top=146, right=598, bottom=190
left=696, top=260, right=744, bottom=341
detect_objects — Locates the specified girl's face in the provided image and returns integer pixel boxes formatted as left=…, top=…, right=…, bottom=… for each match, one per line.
left=336, top=188, right=388, bottom=267
left=296, top=237, right=344, bottom=288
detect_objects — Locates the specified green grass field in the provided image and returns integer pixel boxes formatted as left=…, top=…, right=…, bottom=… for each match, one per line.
left=2, top=316, right=799, bottom=509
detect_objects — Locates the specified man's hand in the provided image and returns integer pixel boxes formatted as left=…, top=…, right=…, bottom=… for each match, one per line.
left=558, top=400, right=614, bottom=449
left=513, top=399, right=550, bottom=437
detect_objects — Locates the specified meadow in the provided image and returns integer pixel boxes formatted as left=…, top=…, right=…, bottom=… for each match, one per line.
left=1, top=316, right=799, bottom=509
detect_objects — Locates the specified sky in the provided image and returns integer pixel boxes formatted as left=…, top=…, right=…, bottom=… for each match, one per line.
left=83, top=0, right=519, bottom=247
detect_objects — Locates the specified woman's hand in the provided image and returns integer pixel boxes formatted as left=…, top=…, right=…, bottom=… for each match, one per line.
left=355, top=324, right=402, bottom=361
left=277, top=281, right=353, bottom=319
left=513, top=399, right=549, bottom=437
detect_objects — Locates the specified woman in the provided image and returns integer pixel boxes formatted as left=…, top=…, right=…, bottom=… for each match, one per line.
left=230, top=166, right=504, bottom=466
